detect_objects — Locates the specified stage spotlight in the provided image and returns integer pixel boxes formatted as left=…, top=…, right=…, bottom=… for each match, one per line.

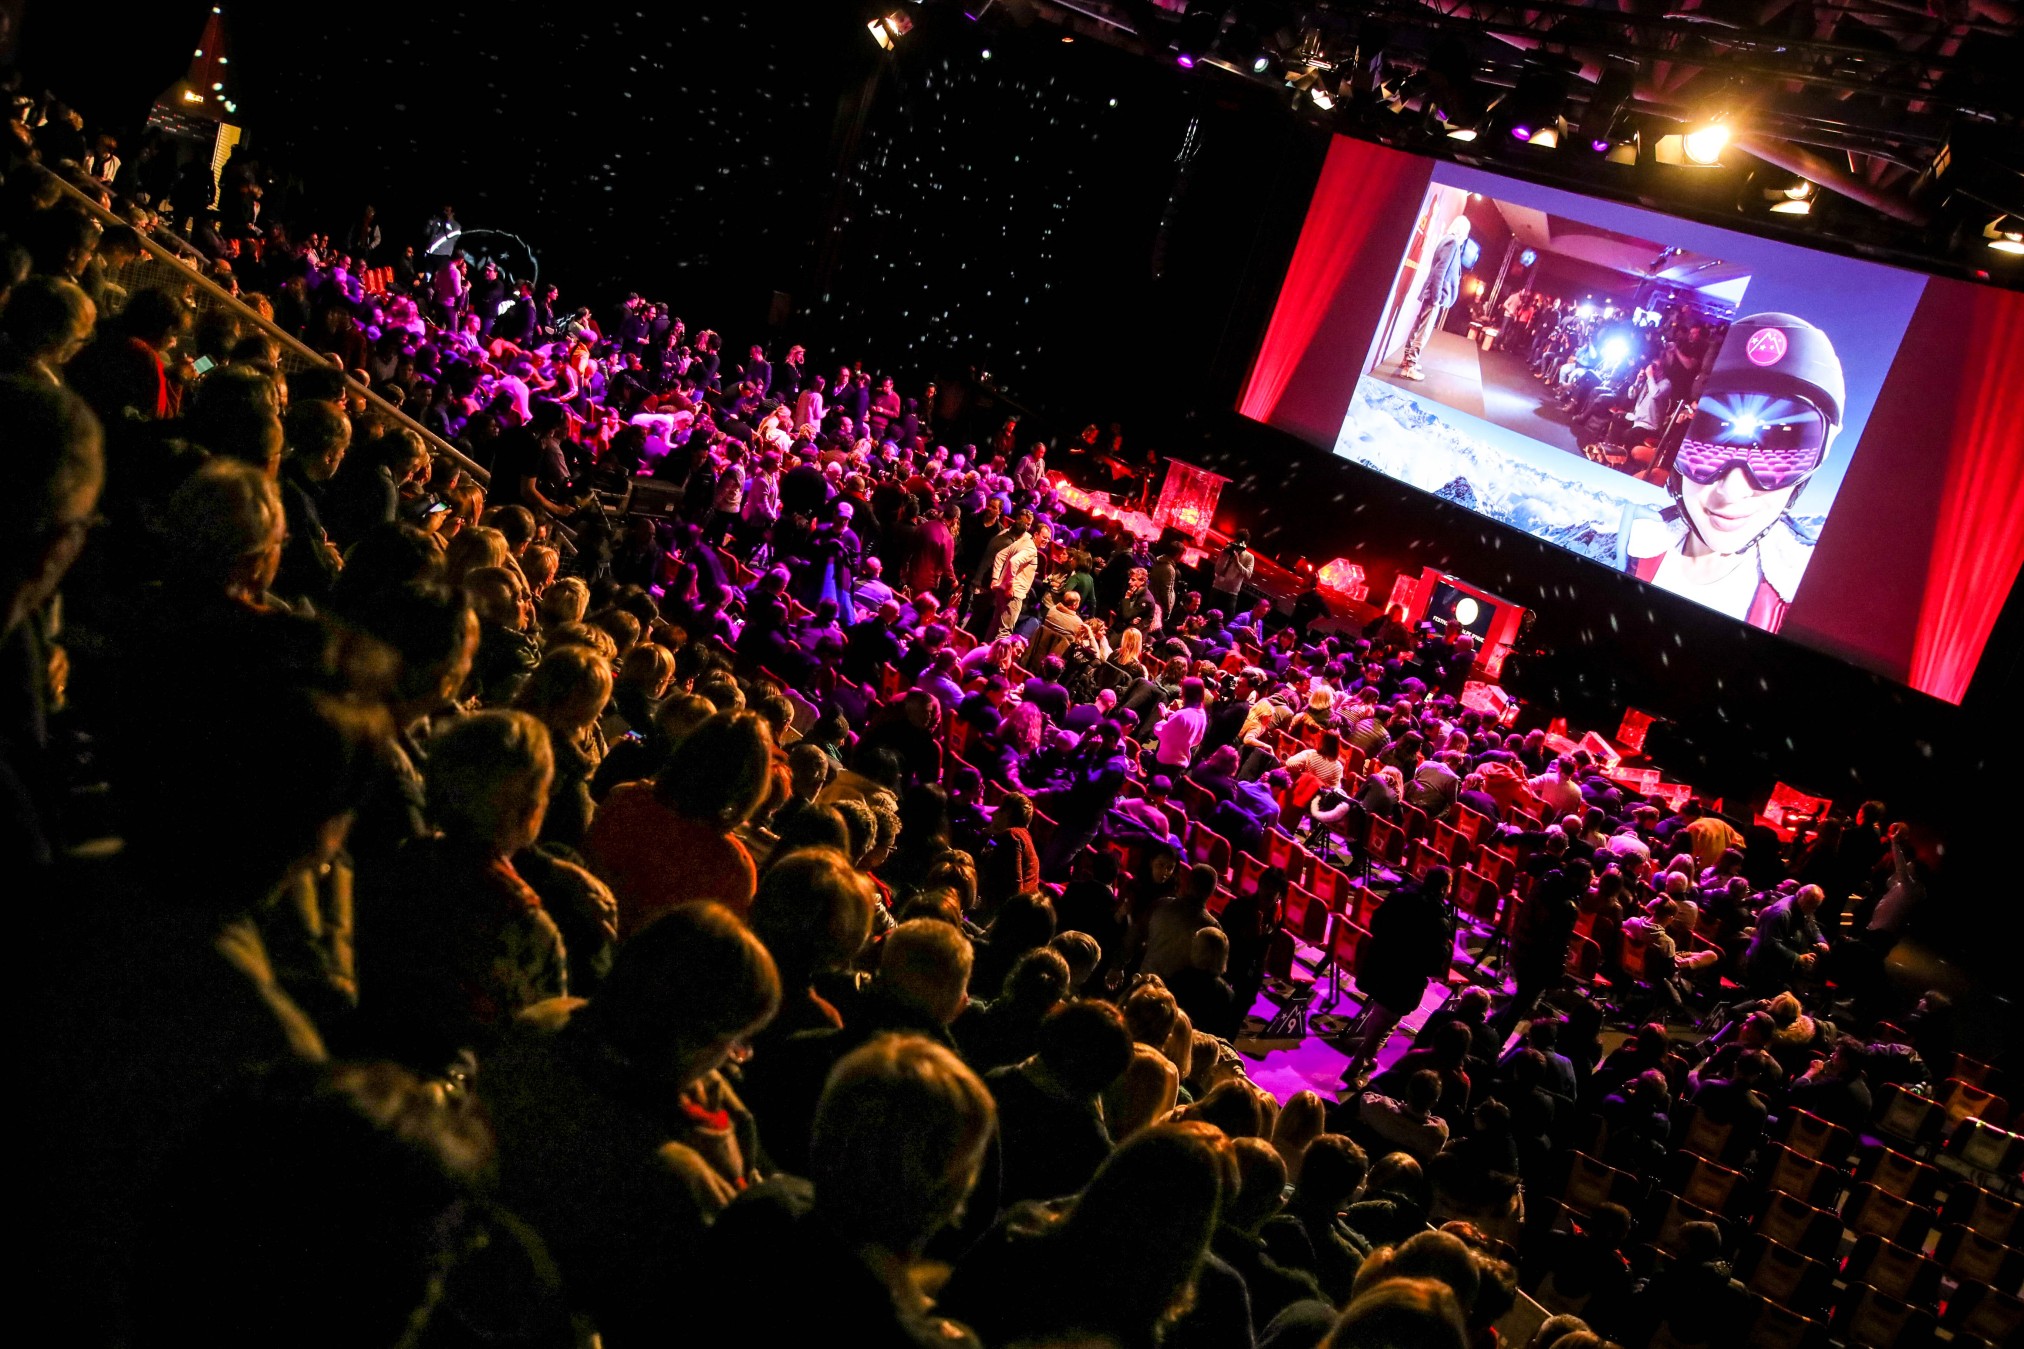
left=1744, top=167, right=1814, bottom=216
left=1601, top=334, right=1632, bottom=366
left=1174, top=1, right=1223, bottom=68
left=981, top=46, right=993, bottom=58
left=1492, top=62, right=1570, bottom=148
left=1684, top=122, right=1729, bottom=165
left=1580, top=63, right=1636, bottom=148
left=1252, top=53, right=1271, bottom=73
left=1424, top=34, right=1486, bottom=137
left=866, top=8, right=913, bottom=50
left=1453, top=597, right=1480, bottom=626
left=1987, top=216, right=2024, bottom=254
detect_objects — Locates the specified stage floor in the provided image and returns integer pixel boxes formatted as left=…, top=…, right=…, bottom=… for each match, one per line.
left=1370, top=330, right=1586, bottom=459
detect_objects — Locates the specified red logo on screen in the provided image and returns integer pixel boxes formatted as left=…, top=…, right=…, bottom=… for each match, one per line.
left=1746, top=327, right=1789, bottom=367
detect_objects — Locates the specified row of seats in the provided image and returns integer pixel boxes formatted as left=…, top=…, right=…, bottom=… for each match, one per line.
left=1549, top=1077, right=2024, bottom=1347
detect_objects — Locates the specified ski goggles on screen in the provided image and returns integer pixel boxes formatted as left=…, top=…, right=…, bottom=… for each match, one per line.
left=1676, top=394, right=1831, bottom=491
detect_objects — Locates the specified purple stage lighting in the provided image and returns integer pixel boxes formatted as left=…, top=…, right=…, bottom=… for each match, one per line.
left=1591, top=138, right=1611, bottom=152
left=1511, top=125, right=1532, bottom=142
left=1176, top=52, right=1197, bottom=68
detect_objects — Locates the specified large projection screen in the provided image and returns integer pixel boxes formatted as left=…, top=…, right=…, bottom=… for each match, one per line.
left=1241, top=137, right=2024, bottom=705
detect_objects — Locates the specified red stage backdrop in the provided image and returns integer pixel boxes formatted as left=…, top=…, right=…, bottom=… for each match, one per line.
left=1238, top=138, right=1431, bottom=445
left=1907, top=284, right=2024, bottom=704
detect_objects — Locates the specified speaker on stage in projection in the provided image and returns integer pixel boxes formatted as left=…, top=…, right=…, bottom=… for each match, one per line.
left=1396, top=215, right=1471, bottom=382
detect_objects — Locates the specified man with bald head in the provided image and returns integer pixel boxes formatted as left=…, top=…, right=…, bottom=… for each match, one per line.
left=1743, top=883, right=1828, bottom=994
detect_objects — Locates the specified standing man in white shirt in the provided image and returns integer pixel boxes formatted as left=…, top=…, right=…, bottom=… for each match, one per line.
left=988, top=513, right=1040, bottom=637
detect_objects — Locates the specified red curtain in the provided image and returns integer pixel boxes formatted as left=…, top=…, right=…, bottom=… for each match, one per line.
left=1908, top=285, right=2024, bottom=704
left=1238, top=137, right=1425, bottom=424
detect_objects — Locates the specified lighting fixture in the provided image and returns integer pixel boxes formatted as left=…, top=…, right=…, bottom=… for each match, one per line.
left=1987, top=216, right=2024, bottom=254
left=866, top=9, right=912, bottom=50
left=1683, top=122, right=1729, bottom=166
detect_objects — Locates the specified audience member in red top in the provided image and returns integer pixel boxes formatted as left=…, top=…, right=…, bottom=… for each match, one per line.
left=586, top=709, right=772, bottom=930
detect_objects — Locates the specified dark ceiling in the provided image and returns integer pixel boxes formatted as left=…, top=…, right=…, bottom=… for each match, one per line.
left=962, top=0, right=2024, bottom=284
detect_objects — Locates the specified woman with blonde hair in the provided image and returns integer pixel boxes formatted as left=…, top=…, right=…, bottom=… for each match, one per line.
left=1112, top=624, right=1146, bottom=681
left=1273, top=1089, right=1330, bottom=1181
left=513, top=643, right=612, bottom=849
left=604, top=642, right=676, bottom=740
left=443, top=524, right=512, bottom=590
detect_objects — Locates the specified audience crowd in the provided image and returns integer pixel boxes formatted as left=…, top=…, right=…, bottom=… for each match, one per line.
left=7, top=92, right=1994, bottom=1349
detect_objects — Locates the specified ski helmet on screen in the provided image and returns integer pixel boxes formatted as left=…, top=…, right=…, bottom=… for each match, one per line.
left=1665, top=311, right=1846, bottom=556
left=1703, top=312, right=1845, bottom=434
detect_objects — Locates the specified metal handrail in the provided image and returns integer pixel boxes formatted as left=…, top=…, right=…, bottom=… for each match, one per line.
left=50, top=173, right=493, bottom=487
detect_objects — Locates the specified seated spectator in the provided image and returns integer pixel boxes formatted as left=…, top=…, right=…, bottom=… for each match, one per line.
left=352, top=710, right=568, bottom=1067
left=1137, top=862, right=1223, bottom=982
left=1626, top=1221, right=1731, bottom=1345
left=584, top=709, right=772, bottom=932
left=1188, top=742, right=1244, bottom=803
left=1527, top=1202, right=1634, bottom=1333
left=969, top=888, right=1057, bottom=999
left=1598, top=1068, right=1672, bottom=1171
left=1263, top=1133, right=1372, bottom=1304
left=1021, top=653, right=1073, bottom=722
left=1357, top=1070, right=1451, bottom=1164
left=938, top=1122, right=1228, bottom=1349
left=512, top=644, right=612, bottom=850
left=742, top=917, right=974, bottom=1176
left=988, top=997, right=1135, bottom=1203
left=955, top=945, right=1072, bottom=1073
left=1214, top=1136, right=1329, bottom=1332
left=1169, top=926, right=1239, bottom=1040
left=976, top=792, right=1042, bottom=913
left=1329, top=1276, right=1469, bottom=1349
left=1105, top=1034, right=1183, bottom=1143
left=1784, top=1035, right=1874, bottom=1129
left=746, top=846, right=876, bottom=1046
left=1685, top=1047, right=1772, bottom=1161
left=464, top=565, right=541, bottom=706
left=1428, top=1099, right=1523, bottom=1241
left=478, top=902, right=779, bottom=1344
left=1116, top=773, right=1184, bottom=842
left=132, top=1060, right=557, bottom=1349
left=698, top=1035, right=996, bottom=1346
